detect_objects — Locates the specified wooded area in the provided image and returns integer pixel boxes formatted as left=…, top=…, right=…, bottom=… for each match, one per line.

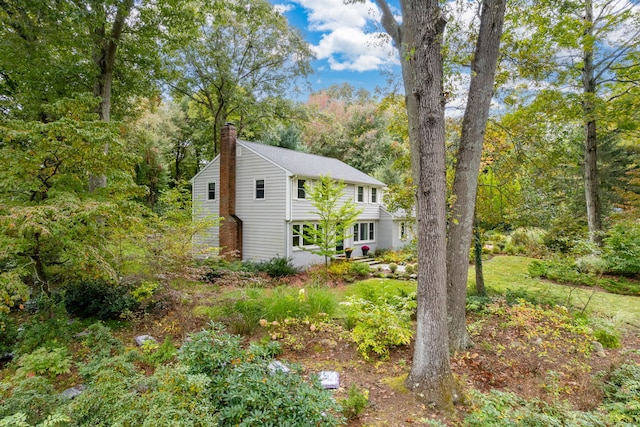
left=1, top=0, right=639, bottom=425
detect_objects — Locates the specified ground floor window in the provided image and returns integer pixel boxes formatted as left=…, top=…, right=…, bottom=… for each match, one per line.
left=353, top=222, right=375, bottom=242
left=292, top=223, right=319, bottom=248
left=400, top=221, right=407, bottom=240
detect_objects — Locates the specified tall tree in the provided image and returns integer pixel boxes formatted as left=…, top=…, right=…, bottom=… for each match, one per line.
left=446, top=0, right=507, bottom=352
left=163, top=0, right=312, bottom=156
left=372, top=0, right=455, bottom=407
left=506, top=0, right=640, bottom=243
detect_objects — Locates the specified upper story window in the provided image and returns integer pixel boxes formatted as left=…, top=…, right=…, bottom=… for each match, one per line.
left=371, top=188, right=377, bottom=203
left=208, top=182, right=216, bottom=200
left=400, top=221, right=407, bottom=240
left=357, top=186, right=364, bottom=202
left=297, top=179, right=306, bottom=199
left=255, top=179, right=265, bottom=199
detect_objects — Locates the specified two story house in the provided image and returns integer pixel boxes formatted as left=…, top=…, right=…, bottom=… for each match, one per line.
left=192, top=123, right=413, bottom=267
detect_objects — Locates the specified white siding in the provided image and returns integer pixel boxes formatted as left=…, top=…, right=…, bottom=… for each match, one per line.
left=236, top=146, right=289, bottom=262
left=291, top=182, right=383, bottom=221
left=192, top=159, right=220, bottom=250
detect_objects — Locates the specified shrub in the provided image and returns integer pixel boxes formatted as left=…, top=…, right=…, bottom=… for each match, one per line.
left=252, top=256, right=298, bottom=278
left=462, top=390, right=605, bottom=426
left=405, top=263, right=416, bottom=275
left=339, top=384, right=369, bottom=420
left=0, top=376, right=65, bottom=426
left=0, top=313, right=18, bottom=354
left=603, top=363, right=640, bottom=424
left=178, top=324, right=344, bottom=426
left=388, top=262, right=398, bottom=273
left=593, top=329, right=621, bottom=349
left=340, top=296, right=413, bottom=360
left=349, top=262, right=371, bottom=277
left=64, top=279, right=137, bottom=320
left=15, top=347, right=72, bottom=379
left=15, top=297, right=73, bottom=356
left=603, top=221, right=640, bottom=277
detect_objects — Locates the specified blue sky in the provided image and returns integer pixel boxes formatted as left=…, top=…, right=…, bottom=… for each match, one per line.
left=270, top=0, right=402, bottom=97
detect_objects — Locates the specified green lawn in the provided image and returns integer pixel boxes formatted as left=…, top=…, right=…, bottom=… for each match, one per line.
left=471, top=256, right=640, bottom=326
left=342, top=256, right=640, bottom=326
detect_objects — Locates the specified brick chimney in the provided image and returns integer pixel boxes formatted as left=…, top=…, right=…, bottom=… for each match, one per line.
left=219, top=123, right=242, bottom=260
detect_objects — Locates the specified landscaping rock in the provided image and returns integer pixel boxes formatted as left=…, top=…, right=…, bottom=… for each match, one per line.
left=318, top=371, right=340, bottom=389
left=268, top=360, right=290, bottom=374
left=134, top=335, right=156, bottom=346
left=592, top=341, right=606, bottom=357
left=74, top=330, right=91, bottom=339
left=62, top=384, right=85, bottom=399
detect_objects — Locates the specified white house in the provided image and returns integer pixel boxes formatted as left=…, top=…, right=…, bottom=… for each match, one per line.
left=191, top=123, right=414, bottom=267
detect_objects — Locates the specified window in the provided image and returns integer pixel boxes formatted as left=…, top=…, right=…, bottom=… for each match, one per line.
left=353, top=222, right=374, bottom=242
left=293, top=223, right=317, bottom=248
left=303, top=224, right=315, bottom=246
left=292, top=224, right=301, bottom=247
left=371, top=188, right=377, bottom=203
left=255, top=179, right=265, bottom=199
left=208, top=182, right=216, bottom=200
left=357, top=186, right=364, bottom=202
left=297, top=179, right=306, bottom=199
left=400, top=221, right=407, bottom=240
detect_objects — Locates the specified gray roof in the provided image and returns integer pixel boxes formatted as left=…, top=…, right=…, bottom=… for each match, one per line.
left=238, top=140, right=385, bottom=186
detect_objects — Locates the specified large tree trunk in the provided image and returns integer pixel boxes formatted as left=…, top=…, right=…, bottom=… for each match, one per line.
left=582, top=0, right=602, bottom=245
left=89, top=0, right=133, bottom=192
left=376, top=0, right=454, bottom=408
left=446, top=0, right=506, bottom=352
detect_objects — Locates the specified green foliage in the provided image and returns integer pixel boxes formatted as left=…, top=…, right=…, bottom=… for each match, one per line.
left=79, top=322, right=124, bottom=362
left=15, top=297, right=71, bottom=356
left=0, top=313, right=18, bottom=354
left=137, top=185, right=220, bottom=275
left=0, top=99, right=138, bottom=286
left=466, top=295, right=493, bottom=313
left=248, top=256, right=298, bottom=278
left=15, top=347, right=72, bottom=379
left=603, top=221, right=640, bottom=277
left=462, top=390, right=606, bottom=426
left=143, top=337, right=178, bottom=365
left=528, top=258, right=640, bottom=296
left=349, top=261, right=371, bottom=277
left=178, top=324, right=344, bottom=426
left=0, top=272, right=29, bottom=314
left=326, top=260, right=370, bottom=282
left=603, top=363, right=640, bottom=425
left=212, top=286, right=338, bottom=335
left=0, top=412, right=70, bottom=427
left=340, top=296, right=414, bottom=360
left=339, top=384, right=369, bottom=420
left=302, top=175, right=363, bottom=266
left=388, top=262, right=398, bottom=273
left=0, top=376, right=65, bottom=426
left=593, top=329, right=621, bottom=349
left=63, top=279, right=137, bottom=320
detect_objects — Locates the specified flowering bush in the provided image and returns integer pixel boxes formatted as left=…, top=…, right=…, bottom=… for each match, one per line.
left=361, top=245, right=370, bottom=251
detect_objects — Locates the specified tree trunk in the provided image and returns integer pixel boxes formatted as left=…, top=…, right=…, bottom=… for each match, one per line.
left=474, top=215, right=486, bottom=297
left=376, top=0, right=455, bottom=408
left=582, top=0, right=602, bottom=245
left=400, top=0, right=456, bottom=409
left=446, top=0, right=506, bottom=352
left=89, top=0, right=133, bottom=192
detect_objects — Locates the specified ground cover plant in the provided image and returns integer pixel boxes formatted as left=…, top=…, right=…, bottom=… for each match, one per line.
left=1, top=256, right=639, bottom=426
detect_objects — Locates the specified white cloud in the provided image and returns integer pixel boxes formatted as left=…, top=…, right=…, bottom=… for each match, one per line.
left=273, top=3, right=294, bottom=14
left=291, top=0, right=398, bottom=72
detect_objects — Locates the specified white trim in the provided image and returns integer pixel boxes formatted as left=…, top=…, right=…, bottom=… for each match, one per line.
left=254, top=177, right=266, bottom=200
left=190, top=154, right=220, bottom=183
